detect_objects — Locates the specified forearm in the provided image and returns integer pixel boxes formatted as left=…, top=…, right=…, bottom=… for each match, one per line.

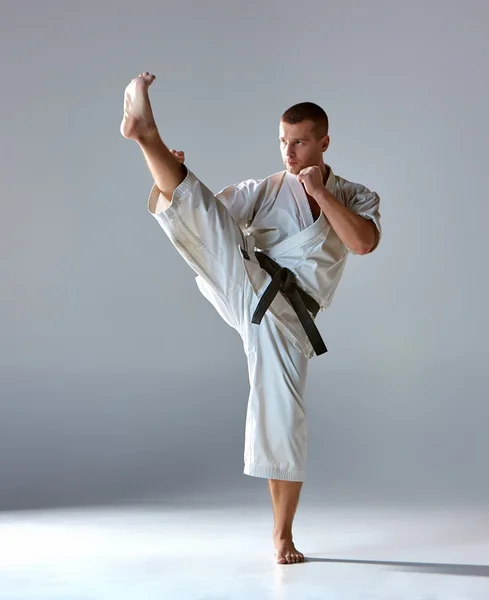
left=315, top=189, right=377, bottom=254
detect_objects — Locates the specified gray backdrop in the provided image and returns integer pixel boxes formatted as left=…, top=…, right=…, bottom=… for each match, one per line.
left=1, top=0, right=488, bottom=511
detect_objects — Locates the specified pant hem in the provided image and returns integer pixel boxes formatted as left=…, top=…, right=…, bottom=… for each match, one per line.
left=244, top=463, right=305, bottom=482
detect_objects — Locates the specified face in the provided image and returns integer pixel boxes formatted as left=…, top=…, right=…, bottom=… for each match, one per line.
left=279, top=120, right=329, bottom=175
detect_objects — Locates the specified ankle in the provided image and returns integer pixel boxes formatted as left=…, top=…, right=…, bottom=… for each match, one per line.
left=273, top=527, right=292, bottom=541
left=136, top=124, right=160, bottom=146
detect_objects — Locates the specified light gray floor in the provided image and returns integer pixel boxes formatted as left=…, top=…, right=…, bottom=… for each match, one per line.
left=1, top=498, right=488, bottom=599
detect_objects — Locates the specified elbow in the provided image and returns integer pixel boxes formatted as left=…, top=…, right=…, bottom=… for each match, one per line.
left=356, top=225, right=379, bottom=255
left=352, top=240, right=374, bottom=255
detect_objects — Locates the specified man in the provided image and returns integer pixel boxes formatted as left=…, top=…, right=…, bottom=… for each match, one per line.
left=121, top=72, right=381, bottom=565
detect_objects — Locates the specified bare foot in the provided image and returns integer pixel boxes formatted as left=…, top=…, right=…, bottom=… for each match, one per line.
left=120, top=72, right=158, bottom=142
left=274, top=535, right=305, bottom=564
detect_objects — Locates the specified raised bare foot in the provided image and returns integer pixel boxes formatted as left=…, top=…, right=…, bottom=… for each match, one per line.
left=120, top=72, right=158, bottom=142
left=274, top=534, right=305, bottom=564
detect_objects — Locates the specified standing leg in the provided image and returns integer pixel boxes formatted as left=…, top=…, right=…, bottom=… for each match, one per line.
left=242, top=310, right=310, bottom=564
left=269, top=480, right=304, bottom=564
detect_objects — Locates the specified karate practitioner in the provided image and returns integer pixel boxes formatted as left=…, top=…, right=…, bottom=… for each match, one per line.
left=121, top=72, right=381, bottom=564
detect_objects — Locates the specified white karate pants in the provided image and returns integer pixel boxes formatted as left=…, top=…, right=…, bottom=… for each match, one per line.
left=150, top=170, right=309, bottom=482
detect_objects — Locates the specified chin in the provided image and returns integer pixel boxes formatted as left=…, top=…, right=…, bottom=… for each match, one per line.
left=285, top=163, right=301, bottom=175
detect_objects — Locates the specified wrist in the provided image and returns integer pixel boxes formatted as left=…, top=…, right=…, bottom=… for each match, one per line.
left=315, top=187, right=334, bottom=207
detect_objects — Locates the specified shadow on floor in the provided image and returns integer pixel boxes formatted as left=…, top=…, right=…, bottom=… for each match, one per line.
left=305, top=557, right=489, bottom=578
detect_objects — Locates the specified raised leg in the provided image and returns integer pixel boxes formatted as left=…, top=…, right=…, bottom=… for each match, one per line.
left=120, top=72, right=250, bottom=309
left=120, top=72, right=186, bottom=204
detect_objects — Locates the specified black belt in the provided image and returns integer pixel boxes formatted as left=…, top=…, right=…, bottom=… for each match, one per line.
left=242, top=248, right=327, bottom=356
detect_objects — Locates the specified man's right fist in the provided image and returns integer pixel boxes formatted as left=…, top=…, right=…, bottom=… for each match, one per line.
left=170, top=149, right=185, bottom=164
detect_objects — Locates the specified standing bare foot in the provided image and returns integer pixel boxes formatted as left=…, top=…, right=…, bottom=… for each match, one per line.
left=120, top=72, right=158, bottom=142
left=273, top=533, right=305, bottom=564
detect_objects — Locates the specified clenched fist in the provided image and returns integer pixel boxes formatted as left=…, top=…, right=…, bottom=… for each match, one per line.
left=170, top=149, right=185, bottom=164
left=296, top=166, right=324, bottom=198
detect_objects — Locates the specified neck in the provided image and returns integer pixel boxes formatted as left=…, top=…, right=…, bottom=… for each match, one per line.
left=321, top=162, right=330, bottom=185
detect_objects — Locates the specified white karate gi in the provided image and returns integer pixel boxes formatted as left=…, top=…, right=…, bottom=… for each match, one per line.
left=148, top=165, right=381, bottom=482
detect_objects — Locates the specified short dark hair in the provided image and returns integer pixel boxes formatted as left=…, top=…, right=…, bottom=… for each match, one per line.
left=281, top=102, right=329, bottom=138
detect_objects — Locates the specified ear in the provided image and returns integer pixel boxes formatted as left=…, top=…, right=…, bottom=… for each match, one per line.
left=321, top=135, right=330, bottom=152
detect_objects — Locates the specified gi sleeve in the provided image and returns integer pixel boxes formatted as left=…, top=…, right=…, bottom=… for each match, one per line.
left=346, top=183, right=382, bottom=251
left=216, top=178, right=265, bottom=229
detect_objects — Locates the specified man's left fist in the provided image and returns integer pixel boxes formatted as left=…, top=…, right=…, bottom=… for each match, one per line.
left=297, top=166, right=324, bottom=197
